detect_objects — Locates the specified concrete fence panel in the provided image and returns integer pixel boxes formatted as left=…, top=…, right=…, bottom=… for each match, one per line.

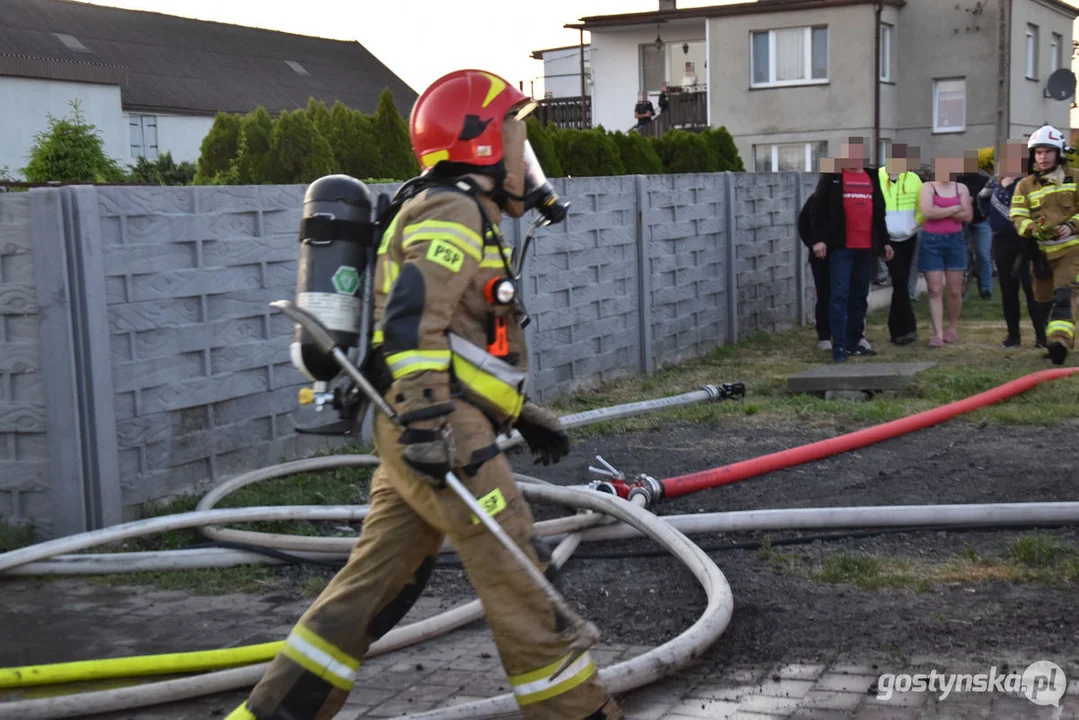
left=1, top=171, right=821, bottom=538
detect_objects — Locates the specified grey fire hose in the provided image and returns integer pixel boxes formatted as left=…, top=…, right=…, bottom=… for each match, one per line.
left=0, top=480, right=734, bottom=720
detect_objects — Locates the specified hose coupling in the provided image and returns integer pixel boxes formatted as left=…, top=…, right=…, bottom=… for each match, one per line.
left=702, top=382, right=746, bottom=401
left=590, top=481, right=618, bottom=496
left=627, top=474, right=664, bottom=508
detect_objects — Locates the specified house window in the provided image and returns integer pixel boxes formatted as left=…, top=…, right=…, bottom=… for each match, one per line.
left=753, top=141, right=828, bottom=172
left=640, top=43, right=665, bottom=93
left=880, top=23, right=892, bottom=82
left=1026, top=24, right=1039, bottom=79
left=1051, top=33, right=1063, bottom=73
left=750, top=26, right=828, bottom=88
left=129, top=115, right=159, bottom=159
left=933, top=78, right=966, bottom=133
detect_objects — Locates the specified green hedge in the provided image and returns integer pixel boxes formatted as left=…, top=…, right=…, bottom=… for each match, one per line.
left=533, top=122, right=744, bottom=178
left=192, top=88, right=418, bottom=185
left=10, top=94, right=745, bottom=187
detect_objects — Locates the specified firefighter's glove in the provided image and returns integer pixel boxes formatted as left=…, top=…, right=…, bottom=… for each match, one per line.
left=516, top=402, right=570, bottom=466
left=1032, top=222, right=1058, bottom=243
left=399, top=407, right=456, bottom=487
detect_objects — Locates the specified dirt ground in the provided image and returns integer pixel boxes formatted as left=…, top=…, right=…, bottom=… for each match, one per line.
left=4, top=415, right=1079, bottom=718
left=422, top=416, right=1079, bottom=672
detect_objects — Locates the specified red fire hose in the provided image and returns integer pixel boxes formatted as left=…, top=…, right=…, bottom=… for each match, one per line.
left=660, top=367, right=1079, bottom=499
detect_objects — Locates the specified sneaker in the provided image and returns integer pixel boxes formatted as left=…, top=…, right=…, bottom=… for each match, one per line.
left=832, top=350, right=848, bottom=364
left=981, top=290, right=992, bottom=300
left=893, top=332, right=918, bottom=346
left=849, top=347, right=878, bottom=357
left=817, top=339, right=833, bottom=351
left=1048, top=341, right=1069, bottom=366
left=858, top=337, right=873, bottom=350
left=1036, top=339, right=1048, bottom=350
left=1002, top=336, right=1021, bottom=349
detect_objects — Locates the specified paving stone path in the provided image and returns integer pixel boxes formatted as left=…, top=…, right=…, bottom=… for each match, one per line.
left=1, top=579, right=1077, bottom=719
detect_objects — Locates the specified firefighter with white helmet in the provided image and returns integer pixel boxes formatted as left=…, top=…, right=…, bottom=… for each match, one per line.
left=1010, top=124, right=1079, bottom=364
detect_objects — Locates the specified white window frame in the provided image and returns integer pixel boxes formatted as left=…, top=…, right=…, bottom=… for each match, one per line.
left=1026, top=24, right=1039, bottom=80
left=932, top=77, right=966, bottom=134
left=880, top=23, right=893, bottom=82
left=752, top=141, right=828, bottom=172
left=749, top=26, right=829, bottom=89
left=129, top=114, right=159, bottom=160
left=1051, top=32, right=1063, bottom=73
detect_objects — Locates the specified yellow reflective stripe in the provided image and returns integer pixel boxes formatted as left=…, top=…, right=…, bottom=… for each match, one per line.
left=224, top=704, right=257, bottom=720
left=1028, top=184, right=1077, bottom=201
left=386, top=350, right=452, bottom=379
left=403, top=221, right=483, bottom=261
left=480, top=245, right=513, bottom=268
left=1010, top=207, right=1031, bottom=218
left=509, top=651, right=597, bottom=706
left=281, top=626, right=359, bottom=690
left=1047, top=320, right=1075, bottom=337
left=1042, top=237, right=1079, bottom=254
left=381, top=259, right=399, bottom=294
left=1018, top=219, right=1034, bottom=235
left=450, top=354, right=525, bottom=420
left=377, top=213, right=401, bottom=256
left=372, top=329, right=384, bottom=346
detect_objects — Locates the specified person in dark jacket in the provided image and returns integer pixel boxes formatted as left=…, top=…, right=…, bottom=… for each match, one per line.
left=809, top=137, right=894, bottom=363
left=958, top=162, right=994, bottom=299
left=799, top=193, right=875, bottom=352
left=976, top=141, right=1047, bottom=349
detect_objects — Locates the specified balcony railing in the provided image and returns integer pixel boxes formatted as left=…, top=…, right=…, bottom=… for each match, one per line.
left=532, top=96, right=591, bottom=130
left=638, top=89, right=708, bottom=137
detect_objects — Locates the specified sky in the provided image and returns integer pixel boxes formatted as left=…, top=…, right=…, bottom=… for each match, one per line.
left=71, top=0, right=1079, bottom=124
left=68, top=0, right=744, bottom=96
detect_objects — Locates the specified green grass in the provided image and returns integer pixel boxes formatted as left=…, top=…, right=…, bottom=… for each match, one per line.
left=766, top=534, right=1079, bottom=593
left=552, top=278, right=1079, bottom=438
left=0, top=519, right=35, bottom=552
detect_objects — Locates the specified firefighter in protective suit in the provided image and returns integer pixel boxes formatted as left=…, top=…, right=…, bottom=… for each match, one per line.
left=224, top=69, right=623, bottom=720
left=1010, top=124, right=1079, bottom=365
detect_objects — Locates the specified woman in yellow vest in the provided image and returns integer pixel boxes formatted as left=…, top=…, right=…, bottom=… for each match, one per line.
left=878, top=143, right=924, bottom=345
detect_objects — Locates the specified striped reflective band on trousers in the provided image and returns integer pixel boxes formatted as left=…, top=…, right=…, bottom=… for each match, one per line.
left=280, top=624, right=361, bottom=690
left=1047, top=320, right=1075, bottom=338
left=385, top=349, right=452, bottom=379
left=508, top=651, right=597, bottom=706
left=224, top=703, right=256, bottom=720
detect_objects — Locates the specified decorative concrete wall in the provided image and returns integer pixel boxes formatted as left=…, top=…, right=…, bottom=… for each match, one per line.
left=0, top=171, right=816, bottom=537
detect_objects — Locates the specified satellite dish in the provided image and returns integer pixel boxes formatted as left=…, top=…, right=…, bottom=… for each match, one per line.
left=1044, top=68, right=1077, bottom=101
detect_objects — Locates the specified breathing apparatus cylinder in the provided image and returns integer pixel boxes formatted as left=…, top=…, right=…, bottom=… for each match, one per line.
left=289, top=175, right=375, bottom=383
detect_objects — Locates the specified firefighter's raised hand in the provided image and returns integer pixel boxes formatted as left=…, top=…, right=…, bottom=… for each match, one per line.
left=516, top=402, right=570, bottom=466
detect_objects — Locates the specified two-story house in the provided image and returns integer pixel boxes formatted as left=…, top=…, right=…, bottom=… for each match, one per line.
left=567, top=0, right=1078, bottom=170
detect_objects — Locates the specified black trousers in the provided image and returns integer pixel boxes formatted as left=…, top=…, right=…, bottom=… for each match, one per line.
left=992, top=231, right=1046, bottom=344
left=885, top=238, right=918, bottom=340
left=809, top=252, right=830, bottom=341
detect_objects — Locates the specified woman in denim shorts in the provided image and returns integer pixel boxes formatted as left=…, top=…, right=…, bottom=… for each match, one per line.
left=918, top=155, right=974, bottom=347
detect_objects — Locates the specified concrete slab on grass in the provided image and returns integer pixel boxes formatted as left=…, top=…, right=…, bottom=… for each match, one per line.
left=787, top=362, right=938, bottom=394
